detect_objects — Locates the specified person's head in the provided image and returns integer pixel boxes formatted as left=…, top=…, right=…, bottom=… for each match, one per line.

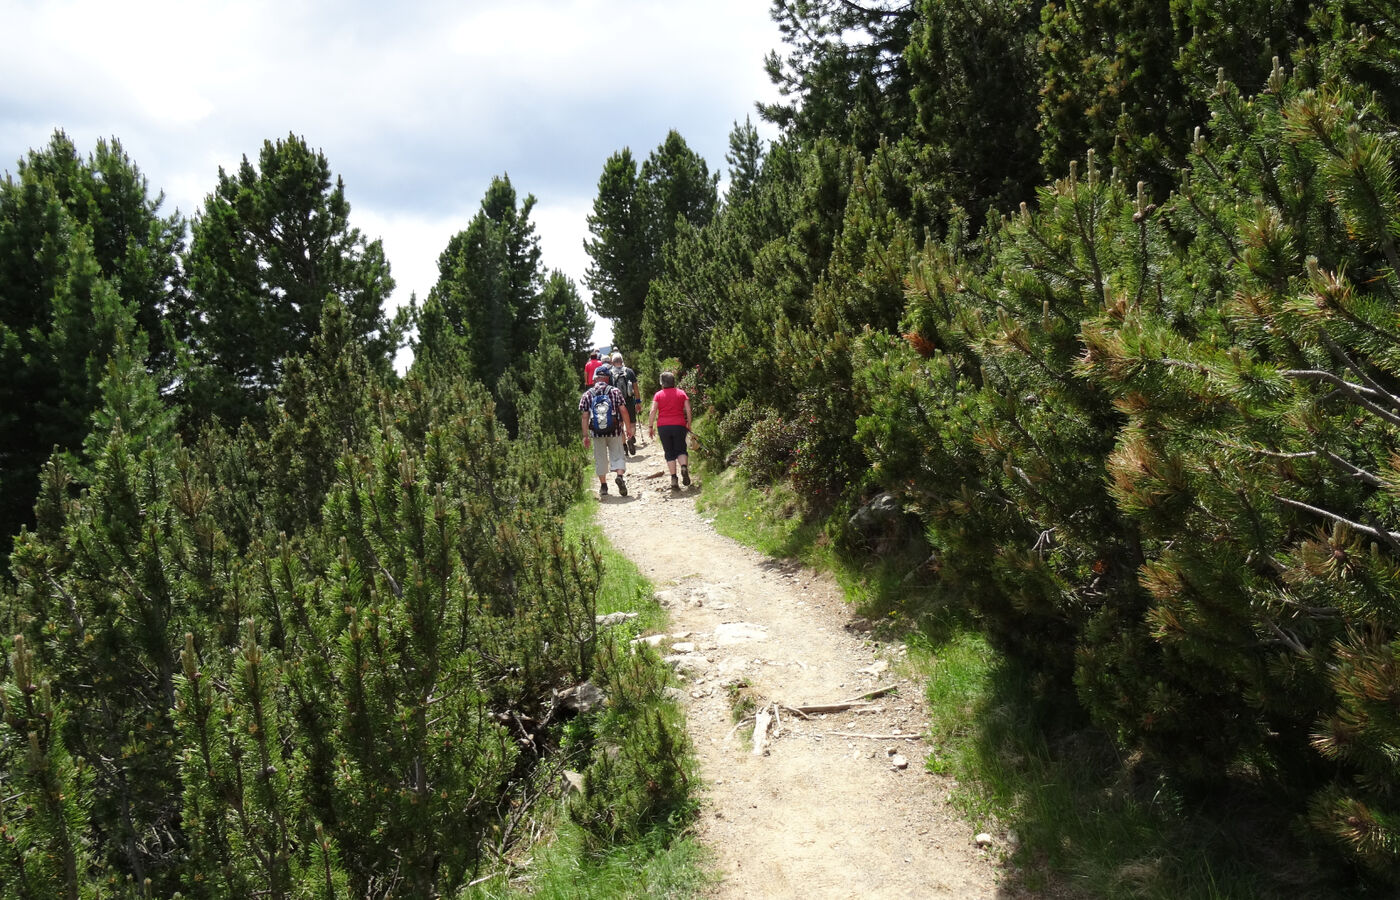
left=593, top=364, right=612, bottom=384
left=659, top=371, right=676, bottom=389
left=611, top=352, right=623, bottom=366
left=589, top=350, right=599, bottom=360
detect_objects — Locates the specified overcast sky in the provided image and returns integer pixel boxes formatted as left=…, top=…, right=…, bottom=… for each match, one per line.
left=0, top=0, right=784, bottom=348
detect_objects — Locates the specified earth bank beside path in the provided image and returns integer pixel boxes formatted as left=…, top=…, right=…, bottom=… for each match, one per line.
left=591, top=438, right=1007, bottom=899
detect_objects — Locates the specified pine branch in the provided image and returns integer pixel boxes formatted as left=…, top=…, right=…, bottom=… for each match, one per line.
left=46, top=576, right=86, bottom=642
left=1015, top=208, right=1092, bottom=284
left=1069, top=160, right=1107, bottom=309
left=1273, top=494, right=1400, bottom=545
left=1322, top=451, right=1385, bottom=487
left=1273, top=594, right=1343, bottom=618
left=1318, top=330, right=1400, bottom=413
left=1281, top=368, right=1400, bottom=427
left=1261, top=616, right=1309, bottom=656
left=1180, top=173, right=1241, bottom=260
left=1208, top=438, right=1384, bottom=487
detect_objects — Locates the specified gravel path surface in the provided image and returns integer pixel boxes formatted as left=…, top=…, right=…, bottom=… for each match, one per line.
left=592, top=437, right=1008, bottom=899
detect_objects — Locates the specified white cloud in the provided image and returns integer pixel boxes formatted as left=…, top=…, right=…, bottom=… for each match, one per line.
left=2, top=0, right=782, bottom=348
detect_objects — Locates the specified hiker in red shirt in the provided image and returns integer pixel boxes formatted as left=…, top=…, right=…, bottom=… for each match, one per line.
left=583, top=350, right=603, bottom=387
left=647, top=370, right=692, bottom=491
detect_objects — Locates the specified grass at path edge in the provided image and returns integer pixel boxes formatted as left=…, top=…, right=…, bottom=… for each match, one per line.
left=464, top=495, right=713, bottom=898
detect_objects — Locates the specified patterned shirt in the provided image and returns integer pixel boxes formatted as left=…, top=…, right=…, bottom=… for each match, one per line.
left=578, top=384, right=627, bottom=435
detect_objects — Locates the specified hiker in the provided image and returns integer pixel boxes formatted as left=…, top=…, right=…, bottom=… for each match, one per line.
left=580, top=364, right=633, bottom=497
left=647, top=370, right=692, bottom=490
left=583, top=349, right=603, bottom=387
left=610, top=352, right=640, bottom=455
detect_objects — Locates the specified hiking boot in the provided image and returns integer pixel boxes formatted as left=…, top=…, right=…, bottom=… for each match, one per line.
left=670, top=474, right=680, bottom=491
left=681, top=465, right=691, bottom=486
left=615, top=474, right=628, bottom=496
left=627, top=436, right=636, bottom=455
left=599, top=481, right=608, bottom=497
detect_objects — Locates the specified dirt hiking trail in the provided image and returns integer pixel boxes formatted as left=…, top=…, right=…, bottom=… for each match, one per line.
left=593, top=437, right=1009, bottom=899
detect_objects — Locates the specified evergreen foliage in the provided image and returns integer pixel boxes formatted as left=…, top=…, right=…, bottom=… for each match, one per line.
left=586, top=132, right=718, bottom=351
left=181, top=133, right=398, bottom=427
left=623, top=0, right=1400, bottom=887
left=584, top=148, right=650, bottom=351
left=761, top=0, right=919, bottom=152
left=905, top=0, right=1043, bottom=224
left=415, top=175, right=588, bottom=439
left=0, top=135, right=688, bottom=895
left=0, top=132, right=184, bottom=557
left=10, top=0, right=1400, bottom=888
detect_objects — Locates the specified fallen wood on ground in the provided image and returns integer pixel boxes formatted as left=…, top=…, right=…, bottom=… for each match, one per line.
left=826, top=731, right=922, bottom=741
left=778, top=684, right=902, bottom=717
left=781, top=701, right=874, bottom=716
left=752, top=704, right=773, bottom=755
left=838, top=683, right=899, bottom=704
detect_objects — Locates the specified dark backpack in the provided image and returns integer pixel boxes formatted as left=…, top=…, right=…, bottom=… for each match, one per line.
left=614, top=366, right=635, bottom=401
left=588, top=386, right=619, bottom=435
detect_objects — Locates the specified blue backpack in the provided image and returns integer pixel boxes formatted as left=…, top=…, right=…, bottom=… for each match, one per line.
left=588, top=386, right=619, bottom=435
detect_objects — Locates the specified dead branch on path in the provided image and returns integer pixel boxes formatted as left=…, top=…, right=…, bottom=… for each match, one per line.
left=839, top=683, right=899, bottom=704
left=826, top=731, right=922, bottom=741
left=778, top=684, right=902, bottom=717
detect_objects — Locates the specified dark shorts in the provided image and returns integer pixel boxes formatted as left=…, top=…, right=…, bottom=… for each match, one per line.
left=658, top=424, right=688, bottom=462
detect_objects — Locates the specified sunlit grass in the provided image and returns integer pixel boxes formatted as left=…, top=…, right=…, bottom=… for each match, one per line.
left=904, top=631, right=1322, bottom=899
left=464, top=820, right=714, bottom=899
left=694, top=465, right=831, bottom=567
left=564, top=503, right=667, bottom=632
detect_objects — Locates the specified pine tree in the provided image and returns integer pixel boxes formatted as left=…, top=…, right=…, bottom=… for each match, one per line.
left=761, top=0, right=919, bottom=152
left=905, top=0, right=1043, bottom=223
left=587, top=133, right=718, bottom=351
left=724, top=117, right=766, bottom=206
left=585, top=148, right=650, bottom=351
left=0, top=136, right=171, bottom=554
left=0, top=635, right=95, bottom=900
left=6, top=340, right=206, bottom=892
left=182, top=133, right=397, bottom=426
left=425, top=175, right=544, bottom=435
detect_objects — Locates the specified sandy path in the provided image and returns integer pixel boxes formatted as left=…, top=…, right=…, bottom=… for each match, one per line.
left=593, top=437, right=1005, bottom=899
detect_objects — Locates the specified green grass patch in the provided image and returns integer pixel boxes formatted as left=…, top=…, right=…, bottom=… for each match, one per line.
left=905, top=630, right=1352, bottom=898
left=722, top=677, right=757, bottom=723
left=694, top=465, right=831, bottom=568
left=564, top=502, right=667, bottom=633
left=464, top=819, right=714, bottom=899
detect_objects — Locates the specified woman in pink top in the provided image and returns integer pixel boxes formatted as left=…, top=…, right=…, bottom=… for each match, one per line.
left=647, top=371, right=692, bottom=490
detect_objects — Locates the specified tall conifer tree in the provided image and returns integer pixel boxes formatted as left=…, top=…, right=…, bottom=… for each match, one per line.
left=182, top=133, right=397, bottom=426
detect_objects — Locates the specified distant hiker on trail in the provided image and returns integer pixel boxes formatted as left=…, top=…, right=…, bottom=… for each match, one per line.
left=610, top=351, right=640, bottom=455
left=648, top=370, right=692, bottom=491
left=580, top=364, right=633, bottom=498
left=583, top=350, right=603, bottom=387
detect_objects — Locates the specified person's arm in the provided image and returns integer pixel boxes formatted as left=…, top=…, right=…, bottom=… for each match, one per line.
left=581, top=410, right=591, bottom=446
left=620, top=390, right=633, bottom=433
left=648, top=394, right=658, bottom=435
left=684, top=397, right=692, bottom=429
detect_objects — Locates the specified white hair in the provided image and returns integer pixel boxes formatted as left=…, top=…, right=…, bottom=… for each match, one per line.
left=611, top=352, right=623, bottom=365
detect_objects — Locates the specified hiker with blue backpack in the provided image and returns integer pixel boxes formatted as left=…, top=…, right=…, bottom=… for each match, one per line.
left=579, top=364, right=633, bottom=498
